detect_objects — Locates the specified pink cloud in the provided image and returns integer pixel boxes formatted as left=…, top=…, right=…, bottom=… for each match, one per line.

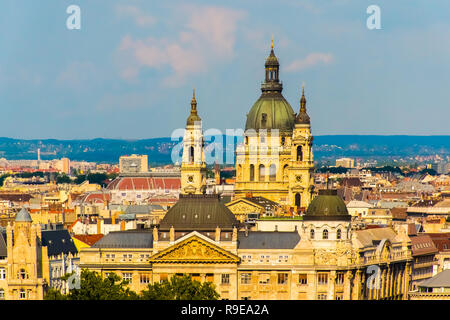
left=284, top=53, right=334, bottom=72
left=117, top=6, right=245, bottom=86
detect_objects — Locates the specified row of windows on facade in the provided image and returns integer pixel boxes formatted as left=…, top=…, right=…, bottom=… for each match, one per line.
left=0, top=288, right=30, bottom=299
left=104, top=254, right=150, bottom=262
left=97, top=271, right=345, bottom=287
left=310, top=229, right=342, bottom=240
left=239, top=272, right=345, bottom=286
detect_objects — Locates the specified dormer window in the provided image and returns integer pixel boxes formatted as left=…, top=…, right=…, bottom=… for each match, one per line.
left=323, top=229, right=328, bottom=240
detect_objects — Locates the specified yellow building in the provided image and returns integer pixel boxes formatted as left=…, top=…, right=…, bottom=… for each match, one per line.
left=234, top=42, right=314, bottom=211
left=79, top=191, right=413, bottom=300
left=0, top=208, right=79, bottom=300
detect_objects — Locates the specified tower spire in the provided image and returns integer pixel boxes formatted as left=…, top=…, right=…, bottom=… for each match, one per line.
left=271, top=35, right=274, bottom=49
left=295, top=83, right=310, bottom=124
left=186, top=88, right=201, bottom=125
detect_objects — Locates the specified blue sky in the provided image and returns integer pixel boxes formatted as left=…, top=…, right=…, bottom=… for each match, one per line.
left=1, top=0, right=449, bottom=139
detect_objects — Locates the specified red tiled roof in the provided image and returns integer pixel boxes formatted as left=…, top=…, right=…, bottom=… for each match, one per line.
left=72, top=234, right=104, bottom=246
left=106, top=177, right=181, bottom=191
left=410, top=235, right=438, bottom=256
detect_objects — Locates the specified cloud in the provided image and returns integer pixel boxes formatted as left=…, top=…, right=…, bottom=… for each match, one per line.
left=115, top=5, right=156, bottom=27
left=117, top=5, right=245, bottom=86
left=56, top=61, right=97, bottom=88
left=284, top=53, right=334, bottom=72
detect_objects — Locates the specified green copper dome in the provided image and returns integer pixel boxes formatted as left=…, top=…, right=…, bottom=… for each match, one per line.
left=245, top=95, right=295, bottom=131
left=304, top=190, right=351, bottom=221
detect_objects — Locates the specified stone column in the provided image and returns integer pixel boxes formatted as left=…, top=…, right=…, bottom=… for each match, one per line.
left=343, top=270, right=352, bottom=300
left=329, top=272, right=336, bottom=300
left=403, top=262, right=411, bottom=300
left=352, top=270, right=361, bottom=300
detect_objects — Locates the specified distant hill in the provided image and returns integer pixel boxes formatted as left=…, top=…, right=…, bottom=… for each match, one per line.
left=0, top=135, right=448, bottom=165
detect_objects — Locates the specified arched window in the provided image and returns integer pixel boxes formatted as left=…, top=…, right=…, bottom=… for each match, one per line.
left=297, top=146, right=303, bottom=161
left=189, top=146, right=194, bottom=163
left=310, top=229, right=315, bottom=240
left=337, top=229, right=342, bottom=240
left=245, top=136, right=248, bottom=145
left=19, top=289, right=26, bottom=299
left=283, top=164, right=289, bottom=180
left=323, top=229, right=328, bottom=240
left=0, top=288, right=4, bottom=300
left=295, top=193, right=301, bottom=207
left=250, top=164, right=255, bottom=181
left=281, top=136, right=285, bottom=145
left=19, top=269, right=27, bottom=280
left=259, top=164, right=265, bottom=181
left=269, top=164, right=276, bottom=181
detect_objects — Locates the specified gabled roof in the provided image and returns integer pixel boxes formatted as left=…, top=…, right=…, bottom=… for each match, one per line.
left=92, top=230, right=153, bottom=248
left=149, top=234, right=239, bottom=264
left=237, top=231, right=300, bottom=249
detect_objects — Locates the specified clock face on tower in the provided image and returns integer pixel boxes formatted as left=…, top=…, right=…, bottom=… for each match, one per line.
left=296, top=175, right=302, bottom=182
left=188, top=175, right=194, bottom=183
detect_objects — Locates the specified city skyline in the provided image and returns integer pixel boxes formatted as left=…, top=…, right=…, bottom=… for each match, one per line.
left=1, top=0, right=450, bottom=140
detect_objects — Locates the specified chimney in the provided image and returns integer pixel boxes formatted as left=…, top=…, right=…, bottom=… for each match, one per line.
left=215, top=227, right=221, bottom=242
left=120, top=220, right=125, bottom=231
left=153, top=226, right=158, bottom=242
left=97, top=218, right=101, bottom=234
left=245, top=226, right=248, bottom=237
left=112, top=214, right=116, bottom=225
left=232, top=226, right=237, bottom=242
left=170, top=226, right=175, bottom=242
left=275, top=225, right=278, bottom=232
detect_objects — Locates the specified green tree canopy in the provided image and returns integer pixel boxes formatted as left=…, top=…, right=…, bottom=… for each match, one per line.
left=140, top=274, right=220, bottom=300
left=44, top=270, right=139, bottom=300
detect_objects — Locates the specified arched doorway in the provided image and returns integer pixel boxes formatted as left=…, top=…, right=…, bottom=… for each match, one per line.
left=296, top=146, right=303, bottom=161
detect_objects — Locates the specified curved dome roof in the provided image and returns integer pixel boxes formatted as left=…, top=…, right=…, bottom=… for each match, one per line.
left=304, top=189, right=351, bottom=221
left=245, top=94, right=295, bottom=131
left=159, top=194, right=240, bottom=231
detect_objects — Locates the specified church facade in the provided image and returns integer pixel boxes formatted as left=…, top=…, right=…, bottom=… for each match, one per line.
left=234, top=42, right=314, bottom=211
left=79, top=190, right=413, bottom=300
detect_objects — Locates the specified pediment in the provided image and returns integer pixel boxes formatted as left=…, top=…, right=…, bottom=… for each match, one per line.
left=226, top=199, right=262, bottom=214
left=149, top=235, right=240, bottom=264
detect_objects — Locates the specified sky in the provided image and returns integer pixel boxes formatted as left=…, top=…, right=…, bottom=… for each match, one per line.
left=0, top=0, right=450, bottom=140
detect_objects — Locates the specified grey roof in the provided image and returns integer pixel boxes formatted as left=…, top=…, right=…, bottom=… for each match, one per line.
left=41, top=230, right=78, bottom=256
left=354, top=227, right=400, bottom=247
left=159, top=194, right=240, bottom=231
left=0, top=231, right=7, bottom=258
left=118, top=213, right=136, bottom=220
left=418, top=270, right=450, bottom=288
left=92, top=230, right=153, bottom=249
left=125, top=204, right=162, bottom=215
left=237, top=231, right=300, bottom=249
left=15, top=207, right=32, bottom=222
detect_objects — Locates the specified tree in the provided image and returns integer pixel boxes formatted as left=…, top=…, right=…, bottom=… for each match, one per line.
left=44, top=270, right=139, bottom=300
left=56, top=174, right=72, bottom=184
left=140, top=274, right=220, bottom=300
left=44, top=288, right=67, bottom=300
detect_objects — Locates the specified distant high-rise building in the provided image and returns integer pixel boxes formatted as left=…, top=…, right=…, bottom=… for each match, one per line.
left=119, top=155, right=149, bottom=174
left=336, top=157, right=355, bottom=168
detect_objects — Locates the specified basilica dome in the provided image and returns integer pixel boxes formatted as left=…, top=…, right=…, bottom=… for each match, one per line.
left=245, top=95, right=296, bottom=131
left=245, top=43, right=295, bottom=132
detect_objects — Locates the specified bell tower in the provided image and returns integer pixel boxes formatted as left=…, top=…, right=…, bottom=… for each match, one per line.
left=288, top=84, right=315, bottom=211
left=181, top=89, right=207, bottom=195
